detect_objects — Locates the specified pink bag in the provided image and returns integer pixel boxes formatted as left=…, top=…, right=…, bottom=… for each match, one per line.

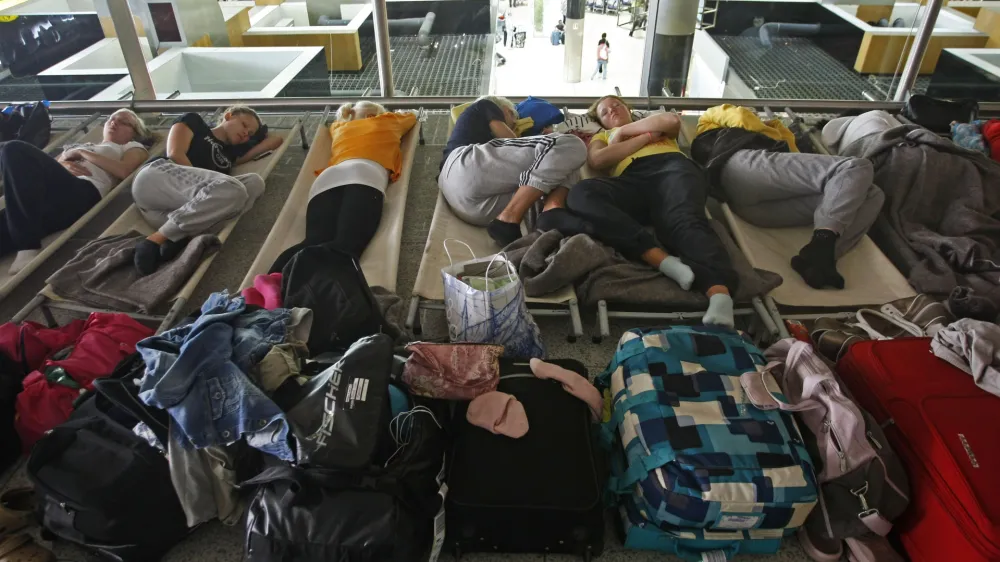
left=741, top=339, right=909, bottom=562
left=402, top=342, right=503, bottom=400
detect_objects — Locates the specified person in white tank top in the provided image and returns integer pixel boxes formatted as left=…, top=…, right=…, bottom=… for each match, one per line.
left=0, top=109, right=152, bottom=275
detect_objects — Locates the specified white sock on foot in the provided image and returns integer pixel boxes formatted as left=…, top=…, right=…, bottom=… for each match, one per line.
left=658, top=256, right=695, bottom=290
left=9, top=249, right=40, bottom=276
left=702, top=293, right=735, bottom=328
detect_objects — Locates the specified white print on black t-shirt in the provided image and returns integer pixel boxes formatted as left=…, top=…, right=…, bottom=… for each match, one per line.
left=206, top=135, right=232, bottom=171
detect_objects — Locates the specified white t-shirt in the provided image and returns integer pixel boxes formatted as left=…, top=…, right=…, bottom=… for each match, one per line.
left=309, top=158, right=391, bottom=201
left=64, top=140, right=148, bottom=197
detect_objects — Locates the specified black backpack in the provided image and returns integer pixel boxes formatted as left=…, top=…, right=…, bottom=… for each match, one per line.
left=280, top=244, right=390, bottom=355
left=26, top=354, right=188, bottom=562
left=279, top=333, right=396, bottom=468
left=243, top=396, right=448, bottom=562
left=0, top=349, right=24, bottom=473
left=0, top=102, right=51, bottom=148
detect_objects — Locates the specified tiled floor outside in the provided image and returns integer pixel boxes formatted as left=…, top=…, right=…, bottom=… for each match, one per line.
left=0, top=112, right=817, bottom=562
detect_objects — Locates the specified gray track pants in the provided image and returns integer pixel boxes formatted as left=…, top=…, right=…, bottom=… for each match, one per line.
left=719, top=149, right=885, bottom=257
left=438, top=133, right=587, bottom=226
left=132, top=159, right=265, bottom=241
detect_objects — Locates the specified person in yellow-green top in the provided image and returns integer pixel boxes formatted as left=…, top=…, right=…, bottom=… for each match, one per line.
left=563, top=95, right=738, bottom=328
left=269, top=101, right=416, bottom=273
left=691, top=104, right=884, bottom=290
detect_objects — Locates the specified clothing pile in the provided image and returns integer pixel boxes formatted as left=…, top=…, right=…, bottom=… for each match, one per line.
left=834, top=124, right=1000, bottom=305
left=504, top=226, right=781, bottom=307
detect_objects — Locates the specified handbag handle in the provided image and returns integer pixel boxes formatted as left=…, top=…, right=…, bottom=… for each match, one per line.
left=853, top=308, right=924, bottom=340
left=443, top=238, right=475, bottom=267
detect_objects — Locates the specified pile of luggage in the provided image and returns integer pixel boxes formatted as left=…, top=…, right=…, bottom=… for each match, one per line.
left=0, top=270, right=997, bottom=562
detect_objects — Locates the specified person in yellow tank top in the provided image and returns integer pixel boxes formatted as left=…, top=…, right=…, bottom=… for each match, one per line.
left=564, top=95, right=738, bottom=327
left=270, top=101, right=417, bottom=273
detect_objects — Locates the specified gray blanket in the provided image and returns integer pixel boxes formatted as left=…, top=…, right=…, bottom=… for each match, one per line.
left=47, top=231, right=220, bottom=313
left=839, top=125, right=1000, bottom=305
left=504, top=220, right=782, bottom=308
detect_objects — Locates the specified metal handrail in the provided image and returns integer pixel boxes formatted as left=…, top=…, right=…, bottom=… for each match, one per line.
left=22, top=96, right=1000, bottom=116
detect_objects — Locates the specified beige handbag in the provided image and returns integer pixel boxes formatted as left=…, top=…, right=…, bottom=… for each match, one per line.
left=811, top=294, right=954, bottom=362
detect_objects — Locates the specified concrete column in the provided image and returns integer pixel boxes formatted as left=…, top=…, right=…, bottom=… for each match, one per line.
left=564, top=0, right=584, bottom=82
left=639, top=0, right=698, bottom=96
left=107, top=0, right=155, bottom=100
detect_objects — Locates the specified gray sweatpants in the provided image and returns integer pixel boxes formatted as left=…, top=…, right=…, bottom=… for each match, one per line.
left=719, top=149, right=885, bottom=257
left=132, top=159, right=265, bottom=241
left=438, top=133, right=587, bottom=226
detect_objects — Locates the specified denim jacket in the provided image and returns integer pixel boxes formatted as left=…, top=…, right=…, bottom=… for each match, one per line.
left=137, top=292, right=295, bottom=461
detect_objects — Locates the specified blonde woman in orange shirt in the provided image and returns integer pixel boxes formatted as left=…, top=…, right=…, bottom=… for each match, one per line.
left=270, top=101, right=417, bottom=272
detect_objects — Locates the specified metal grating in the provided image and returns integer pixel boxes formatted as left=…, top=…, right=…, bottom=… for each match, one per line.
left=715, top=35, right=928, bottom=101
left=328, top=34, right=491, bottom=96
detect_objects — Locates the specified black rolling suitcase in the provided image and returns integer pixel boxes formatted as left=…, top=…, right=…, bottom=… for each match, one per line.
left=445, top=358, right=605, bottom=560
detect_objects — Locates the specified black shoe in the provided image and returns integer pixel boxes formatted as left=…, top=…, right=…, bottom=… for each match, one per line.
left=487, top=219, right=523, bottom=247
left=160, top=237, right=191, bottom=262
left=134, top=239, right=162, bottom=276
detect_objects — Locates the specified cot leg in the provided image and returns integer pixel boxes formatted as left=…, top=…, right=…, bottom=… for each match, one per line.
left=406, top=295, right=420, bottom=331
left=764, top=295, right=790, bottom=339
left=593, top=300, right=610, bottom=344
left=298, top=115, right=310, bottom=150
left=751, top=296, right=780, bottom=341
left=157, top=298, right=186, bottom=334
left=11, top=294, right=47, bottom=324
left=41, top=305, right=57, bottom=328
left=567, top=298, right=582, bottom=343
left=418, top=107, right=426, bottom=146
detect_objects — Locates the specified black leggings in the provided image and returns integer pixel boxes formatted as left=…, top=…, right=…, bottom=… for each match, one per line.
left=269, top=183, right=384, bottom=273
left=566, top=152, right=739, bottom=293
left=0, top=140, right=100, bottom=257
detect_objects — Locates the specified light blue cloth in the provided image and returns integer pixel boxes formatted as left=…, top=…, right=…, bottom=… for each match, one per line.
left=137, top=291, right=295, bottom=461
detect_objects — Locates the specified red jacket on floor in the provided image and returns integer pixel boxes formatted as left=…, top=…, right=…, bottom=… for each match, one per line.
left=0, top=319, right=85, bottom=374
left=15, top=313, right=154, bottom=450
left=980, top=119, right=1000, bottom=163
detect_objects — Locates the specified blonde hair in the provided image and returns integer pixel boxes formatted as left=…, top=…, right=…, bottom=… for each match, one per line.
left=477, top=95, right=518, bottom=120
left=222, top=104, right=261, bottom=128
left=587, top=95, right=632, bottom=128
left=336, top=101, right=387, bottom=121
left=110, top=108, right=154, bottom=147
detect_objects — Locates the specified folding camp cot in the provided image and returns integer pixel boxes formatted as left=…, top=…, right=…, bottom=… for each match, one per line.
left=719, top=107, right=916, bottom=338
left=406, top=104, right=585, bottom=341
left=239, top=107, right=422, bottom=293
left=12, top=117, right=303, bottom=333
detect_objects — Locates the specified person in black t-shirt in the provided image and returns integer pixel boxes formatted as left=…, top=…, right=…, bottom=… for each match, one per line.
left=438, top=96, right=587, bottom=247
left=130, top=105, right=282, bottom=275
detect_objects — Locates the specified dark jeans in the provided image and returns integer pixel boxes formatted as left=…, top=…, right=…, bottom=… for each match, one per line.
left=270, top=183, right=384, bottom=273
left=0, top=140, right=100, bottom=257
left=566, top=152, right=738, bottom=293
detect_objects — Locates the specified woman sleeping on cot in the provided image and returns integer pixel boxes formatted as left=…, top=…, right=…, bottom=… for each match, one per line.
left=269, top=101, right=417, bottom=273
left=0, top=109, right=154, bottom=275
left=131, top=105, right=283, bottom=275
left=564, top=95, right=740, bottom=328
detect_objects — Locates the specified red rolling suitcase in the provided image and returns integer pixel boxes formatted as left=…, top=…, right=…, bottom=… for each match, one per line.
left=837, top=337, right=1000, bottom=562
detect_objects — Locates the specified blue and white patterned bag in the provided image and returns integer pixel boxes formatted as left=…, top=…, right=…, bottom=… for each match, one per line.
left=597, top=326, right=818, bottom=560
left=441, top=240, right=544, bottom=358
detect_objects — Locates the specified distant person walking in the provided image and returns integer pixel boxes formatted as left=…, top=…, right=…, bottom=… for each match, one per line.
left=592, top=34, right=610, bottom=80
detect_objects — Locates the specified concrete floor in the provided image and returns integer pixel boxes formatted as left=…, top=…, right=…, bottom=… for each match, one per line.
left=0, top=112, right=815, bottom=562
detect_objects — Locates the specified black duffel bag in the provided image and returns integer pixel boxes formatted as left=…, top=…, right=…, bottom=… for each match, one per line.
left=26, top=353, right=188, bottom=562
left=242, top=395, right=448, bottom=562
left=902, top=94, right=979, bottom=134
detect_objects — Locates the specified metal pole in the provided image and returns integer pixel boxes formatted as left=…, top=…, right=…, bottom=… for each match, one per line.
left=372, top=0, right=394, bottom=97
left=893, top=0, right=944, bottom=102
left=107, top=0, right=155, bottom=100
